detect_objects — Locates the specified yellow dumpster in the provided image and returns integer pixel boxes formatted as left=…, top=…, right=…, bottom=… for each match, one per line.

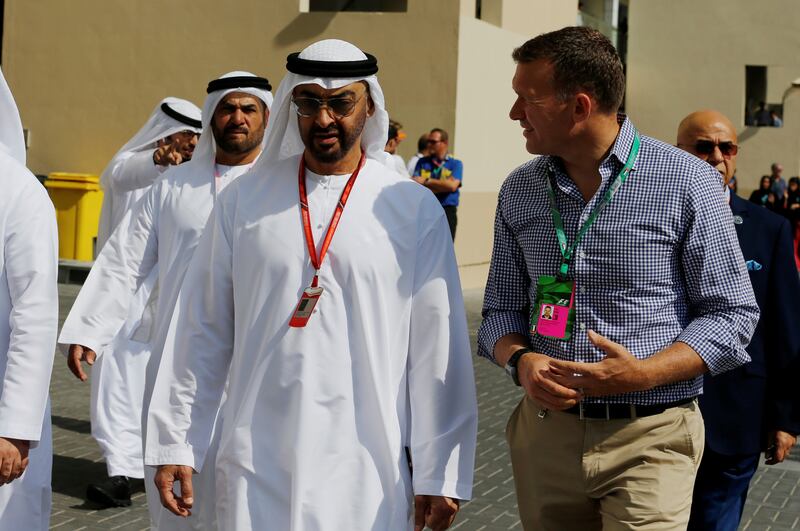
left=44, top=173, right=103, bottom=261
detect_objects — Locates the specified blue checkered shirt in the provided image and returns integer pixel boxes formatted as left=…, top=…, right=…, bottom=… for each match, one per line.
left=477, top=117, right=759, bottom=405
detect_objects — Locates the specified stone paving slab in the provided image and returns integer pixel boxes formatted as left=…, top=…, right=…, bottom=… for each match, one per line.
left=51, top=284, right=151, bottom=531
left=49, top=284, right=800, bottom=529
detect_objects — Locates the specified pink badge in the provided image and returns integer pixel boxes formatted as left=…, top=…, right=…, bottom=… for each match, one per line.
left=535, top=303, right=571, bottom=338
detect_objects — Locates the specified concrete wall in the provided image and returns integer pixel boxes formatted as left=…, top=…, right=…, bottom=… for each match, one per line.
left=451, top=2, right=576, bottom=288
left=3, top=0, right=461, bottom=175
left=452, top=16, right=530, bottom=288
left=501, top=0, right=578, bottom=37
left=626, top=0, right=800, bottom=194
left=4, top=0, right=577, bottom=288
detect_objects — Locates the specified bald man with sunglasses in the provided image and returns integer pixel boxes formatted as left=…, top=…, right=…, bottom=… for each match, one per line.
left=678, top=110, right=800, bottom=531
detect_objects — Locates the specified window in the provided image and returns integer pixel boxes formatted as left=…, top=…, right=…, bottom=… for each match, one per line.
left=745, top=65, right=782, bottom=127
left=305, top=0, right=407, bottom=12
left=475, top=0, right=501, bottom=26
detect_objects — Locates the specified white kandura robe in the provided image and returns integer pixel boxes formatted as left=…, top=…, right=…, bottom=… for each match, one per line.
left=0, top=151, right=58, bottom=530
left=389, top=152, right=409, bottom=177
left=97, top=149, right=168, bottom=251
left=146, top=156, right=478, bottom=531
left=62, top=150, right=165, bottom=479
left=59, top=161, right=249, bottom=530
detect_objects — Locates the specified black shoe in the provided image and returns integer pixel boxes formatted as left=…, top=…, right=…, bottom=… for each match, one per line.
left=86, top=475, right=132, bottom=507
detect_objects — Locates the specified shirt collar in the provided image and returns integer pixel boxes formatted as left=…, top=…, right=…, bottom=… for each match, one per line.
left=604, top=114, right=638, bottom=170
left=545, top=114, right=638, bottom=176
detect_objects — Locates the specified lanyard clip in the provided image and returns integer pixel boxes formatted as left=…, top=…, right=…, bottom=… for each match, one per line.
left=556, top=262, right=570, bottom=282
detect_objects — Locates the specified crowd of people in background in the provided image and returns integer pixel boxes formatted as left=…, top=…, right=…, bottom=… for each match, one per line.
left=748, top=162, right=800, bottom=267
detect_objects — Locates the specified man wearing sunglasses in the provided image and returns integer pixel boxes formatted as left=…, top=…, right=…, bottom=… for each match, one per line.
left=678, top=110, right=800, bottom=531
left=412, top=128, right=463, bottom=240
left=148, top=39, right=477, bottom=531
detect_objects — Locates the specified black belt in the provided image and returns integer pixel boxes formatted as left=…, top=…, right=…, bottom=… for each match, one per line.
left=564, top=397, right=696, bottom=420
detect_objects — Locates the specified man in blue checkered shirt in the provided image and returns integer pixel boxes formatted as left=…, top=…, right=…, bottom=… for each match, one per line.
left=477, top=27, right=759, bottom=530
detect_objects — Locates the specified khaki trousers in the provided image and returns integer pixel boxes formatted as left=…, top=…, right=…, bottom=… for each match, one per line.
left=506, top=397, right=704, bottom=530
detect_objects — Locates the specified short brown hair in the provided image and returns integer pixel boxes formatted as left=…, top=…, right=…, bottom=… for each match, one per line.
left=429, top=128, right=448, bottom=143
left=512, top=26, right=625, bottom=114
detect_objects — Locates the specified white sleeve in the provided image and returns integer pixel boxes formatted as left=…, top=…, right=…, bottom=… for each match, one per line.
left=407, top=156, right=420, bottom=176
left=394, top=155, right=410, bottom=177
left=145, top=201, right=234, bottom=471
left=58, top=183, right=160, bottom=354
left=0, top=181, right=58, bottom=442
left=408, top=206, right=477, bottom=501
left=107, top=150, right=165, bottom=194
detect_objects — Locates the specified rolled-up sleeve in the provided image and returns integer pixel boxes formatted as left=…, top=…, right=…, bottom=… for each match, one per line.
left=477, top=186, right=531, bottom=363
left=677, top=166, right=759, bottom=375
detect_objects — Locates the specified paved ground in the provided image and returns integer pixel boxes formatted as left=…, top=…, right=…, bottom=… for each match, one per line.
left=49, top=284, right=800, bottom=530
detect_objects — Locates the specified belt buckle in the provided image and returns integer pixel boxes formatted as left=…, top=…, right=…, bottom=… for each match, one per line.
left=579, top=402, right=611, bottom=420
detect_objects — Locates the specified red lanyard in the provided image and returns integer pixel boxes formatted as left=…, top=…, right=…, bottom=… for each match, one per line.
left=298, top=151, right=366, bottom=288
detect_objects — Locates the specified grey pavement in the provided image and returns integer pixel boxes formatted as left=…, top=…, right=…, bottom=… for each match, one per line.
left=49, top=284, right=800, bottom=530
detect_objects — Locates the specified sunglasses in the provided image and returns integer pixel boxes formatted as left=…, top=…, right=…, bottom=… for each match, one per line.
left=682, top=140, right=738, bottom=158
left=291, top=94, right=363, bottom=119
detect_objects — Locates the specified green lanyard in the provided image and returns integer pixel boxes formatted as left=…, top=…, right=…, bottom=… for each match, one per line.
left=546, top=130, right=641, bottom=280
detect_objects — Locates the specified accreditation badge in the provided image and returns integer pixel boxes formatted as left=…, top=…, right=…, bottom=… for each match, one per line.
left=289, top=286, right=324, bottom=328
left=531, top=275, right=576, bottom=341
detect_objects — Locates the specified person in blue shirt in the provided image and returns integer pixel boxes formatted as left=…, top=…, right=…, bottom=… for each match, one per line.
left=412, top=128, right=463, bottom=240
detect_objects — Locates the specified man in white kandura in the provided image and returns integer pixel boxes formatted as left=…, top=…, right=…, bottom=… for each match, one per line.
left=58, top=71, right=272, bottom=530
left=61, top=97, right=202, bottom=508
left=148, top=39, right=478, bottom=531
left=0, top=68, right=58, bottom=530
left=96, top=97, right=202, bottom=251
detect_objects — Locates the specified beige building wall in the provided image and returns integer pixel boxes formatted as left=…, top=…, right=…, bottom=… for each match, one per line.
left=452, top=1, right=576, bottom=287
left=3, top=0, right=461, bottom=176
left=500, top=0, right=578, bottom=37
left=4, top=0, right=576, bottom=288
left=626, top=0, right=800, bottom=195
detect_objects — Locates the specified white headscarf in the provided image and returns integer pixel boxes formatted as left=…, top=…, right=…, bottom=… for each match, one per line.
left=192, top=71, right=274, bottom=168
left=100, top=97, right=202, bottom=188
left=256, top=39, right=392, bottom=170
left=0, top=68, right=26, bottom=165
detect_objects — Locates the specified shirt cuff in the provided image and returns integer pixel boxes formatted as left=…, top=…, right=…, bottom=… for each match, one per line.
left=0, top=422, right=44, bottom=443
left=57, top=330, right=106, bottom=358
left=677, top=317, right=751, bottom=376
left=412, top=479, right=473, bottom=502
left=476, top=310, right=529, bottom=363
left=144, top=445, right=200, bottom=471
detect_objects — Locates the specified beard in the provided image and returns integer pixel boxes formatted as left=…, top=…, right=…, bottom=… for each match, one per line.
left=179, top=145, right=195, bottom=161
left=212, top=122, right=264, bottom=155
left=304, top=111, right=367, bottom=164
